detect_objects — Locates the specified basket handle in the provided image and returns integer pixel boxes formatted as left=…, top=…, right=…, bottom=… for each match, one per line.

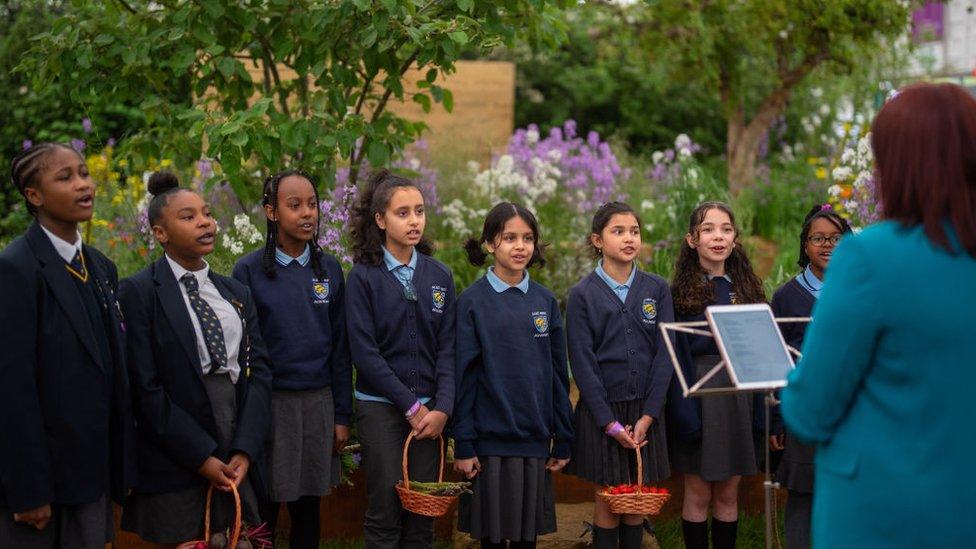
left=401, top=432, right=445, bottom=491
left=203, top=482, right=242, bottom=548
left=634, top=446, right=644, bottom=494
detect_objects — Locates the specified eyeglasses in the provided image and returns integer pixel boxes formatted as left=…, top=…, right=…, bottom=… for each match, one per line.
left=807, top=234, right=843, bottom=247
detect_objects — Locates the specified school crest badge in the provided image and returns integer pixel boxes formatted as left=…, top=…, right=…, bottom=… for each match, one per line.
left=642, top=298, right=657, bottom=321
left=312, top=279, right=330, bottom=301
left=432, top=288, right=446, bottom=310
left=533, top=312, right=549, bottom=334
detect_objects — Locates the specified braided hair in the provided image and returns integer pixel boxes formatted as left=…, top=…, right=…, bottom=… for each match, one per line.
left=10, top=142, right=82, bottom=215
left=260, top=170, right=326, bottom=280
left=797, top=205, right=853, bottom=268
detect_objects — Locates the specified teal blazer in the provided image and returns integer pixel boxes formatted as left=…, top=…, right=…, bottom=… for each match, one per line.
left=781, top=221, right=976, bottom=548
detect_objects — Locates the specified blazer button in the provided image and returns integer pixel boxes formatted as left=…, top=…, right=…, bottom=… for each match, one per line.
left=411, top=370, right=417, bottom=375
left=628, top=349, right=636, bottom=355
left=626, top=328, right=633, bottom=335
left=409, top=332, right=416, bottom=338
left=411, top=387, right=417, bottom=392
left=621, top=307, right=627, bottom=313
left=631, top=370, right=637, bottom=375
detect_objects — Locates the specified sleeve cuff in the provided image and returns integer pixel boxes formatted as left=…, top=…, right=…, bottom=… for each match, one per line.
left=551, top=440, right=571, bottom=460
left=454, top=440, right=476, bottom=460
left=334, top=414, right=351, bottom=426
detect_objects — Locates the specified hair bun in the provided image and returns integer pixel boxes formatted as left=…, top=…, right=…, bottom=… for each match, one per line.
left=147, top=171, right=180, bottom=196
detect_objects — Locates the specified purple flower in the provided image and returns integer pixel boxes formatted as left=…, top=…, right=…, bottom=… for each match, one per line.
left=22, top=139, right=32, bottom=150
left=70, top=139, right=86, bottom=152
left=107, top=137, right=117, bottom=147
left=81, top=118, right=92, bottom=134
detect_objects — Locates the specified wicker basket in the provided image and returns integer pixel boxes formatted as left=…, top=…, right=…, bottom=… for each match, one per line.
left=395, top=433, right=458, bottom=517
left=175, top=483, right=242, bottom=549
left=598, top=447, right=671, bottom=515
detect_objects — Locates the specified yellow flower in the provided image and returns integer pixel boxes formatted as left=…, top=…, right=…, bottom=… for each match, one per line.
left=160, top=159, right=173, bottom=168
left=806, top=157, right=821, bottom=166
left=815, top=167, right=827, bottom=180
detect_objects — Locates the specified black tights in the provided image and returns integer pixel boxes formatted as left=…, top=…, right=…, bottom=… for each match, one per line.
left=481, top=539, right=537, bottom=549
left=260, top=496, right=321, bottom=549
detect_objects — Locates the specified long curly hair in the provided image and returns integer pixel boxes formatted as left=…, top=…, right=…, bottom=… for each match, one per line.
left=348, top=169, right=433, bottom=266
left=671, top=201, right=765, bottom=316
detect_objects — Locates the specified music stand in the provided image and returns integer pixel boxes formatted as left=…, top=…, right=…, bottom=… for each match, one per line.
left=658, top=306, right=810, bottom=549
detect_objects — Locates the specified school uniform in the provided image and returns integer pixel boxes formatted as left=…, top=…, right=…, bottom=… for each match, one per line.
left=345, top=248, right=455, bottom=549
left=666, top=275, right=757, bottom=482
left=564, top=262, right=674, bottom=486
left=454, top=269, right=574, bottom=543
left=233, top=245, right=352, bottom=503
left=0, top=221, right=135, bottom=549
left=118, top=255, right=272, bottom=544
left=770, top=267, right=819, bottom=549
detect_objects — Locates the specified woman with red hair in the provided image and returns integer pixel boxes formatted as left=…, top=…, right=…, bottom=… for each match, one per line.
left=781, top=82, right=976, bottom=547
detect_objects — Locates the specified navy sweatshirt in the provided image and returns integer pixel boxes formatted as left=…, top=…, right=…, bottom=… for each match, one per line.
left=232, top=248, right=352, bottom=423
left=453, top=275, right=574, bottom=460
left=567, top=269, right=675, bottom=428
left=666, top=276, right=737, bottom=440
left=769, top=277, right=815, bottom=433
left=345, top=254, right=456, bottom=415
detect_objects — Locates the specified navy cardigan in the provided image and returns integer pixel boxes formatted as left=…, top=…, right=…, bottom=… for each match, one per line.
left=345, top=254, right=456, bottom=415
left=453, top=276, right=574, bottom=460
left=0, top=222, right=135, bottom=512
left=769, top=277, right=815, bottom=433
left=566, top=269, right=675, bottom=428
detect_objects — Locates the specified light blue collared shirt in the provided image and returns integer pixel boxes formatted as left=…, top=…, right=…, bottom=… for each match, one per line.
left=382, top=246, right=418, bottom=287
left=595, top=260, right=636, bottom=303
left=796, top=265, right=823, bottom=299
left=486, top=267, right=530, bottom=294
left=355, top=245, right=428, bottom=407
left=274, top=244, right=311, bottom=267
left=707, top=273, right=733, bottom=283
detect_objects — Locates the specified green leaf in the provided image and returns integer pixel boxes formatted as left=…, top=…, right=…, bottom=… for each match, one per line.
left=448, top=31, right=469, bottom=45
left=94, top=33, right=114, bottom=46
left=361, top=28, right=378, bottom=48
left=366, top=140, right=389, bottom=166
left=457, top=0, right=473, bottom=12
left=230, top=131, right=249, bottom=147
left=425, top=68, right=438, bottom=83
left=217, top=57, right=236, bottom=80
left=413, top=93, right=431, bottom=113
left=441, top=88, right=454, bottom=113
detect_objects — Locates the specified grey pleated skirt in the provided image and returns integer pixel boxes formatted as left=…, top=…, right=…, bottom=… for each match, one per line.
left=670, top=355, right=758, bottom=482
left=458, top=456, right=557, bottom=543
left=565, top=399, right=670, bottom=485
left=776, top=434, right=815, bottom=493
left=268, top=387, right=341, bottom=502
left=121, top=374, right=260, bottom=544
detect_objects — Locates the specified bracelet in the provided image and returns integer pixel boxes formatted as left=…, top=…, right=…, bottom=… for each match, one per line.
left=605, top=421, right=625, bottom=437
left=405, top=401, right=422, bottom=419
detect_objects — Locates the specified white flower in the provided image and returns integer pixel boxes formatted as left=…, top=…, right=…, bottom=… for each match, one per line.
left=409, top=158, right=421, bottom=170
left=679, top=147, right=692, bottom=158
left=644, top=223, right=655, bottom=233
left=841, top=148, right=855, bottom=165
left=832, top=166, right=852, bottom=181
left=819, top=104, right=831, bottom=116
left=811, top=87, right=823, bottom=98
left=854, top=171, right=872, bottom=189
left=525, top=128, right=540, bottom=145
left=674, top=134, right=691, bottom=150
left=466, top=160, right=480, bottom=173
left=142, top=171, right=153, bottom=185
left=652, top=151, right=664, bottom=165
left=641, top=199, right=656, bottom=210
left=687, top=167, right=699, bottom=181
left=778, top=29, right=788, bottom=39
left=828, top=184, right=842, bottom=197
left=846, top=200, right=859, bottom=211
left=547, top=149, right=562, bottom=163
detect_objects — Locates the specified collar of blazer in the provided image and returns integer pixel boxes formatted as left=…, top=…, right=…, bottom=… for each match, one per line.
left=151, top=256, right=246, bottom=377
left=25, top=221, right=106, bottom=371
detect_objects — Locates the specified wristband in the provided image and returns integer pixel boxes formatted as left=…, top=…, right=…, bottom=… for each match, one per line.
left=405, top=400, right=422, bottom=419
left=605, top=421, right=625, bottom=437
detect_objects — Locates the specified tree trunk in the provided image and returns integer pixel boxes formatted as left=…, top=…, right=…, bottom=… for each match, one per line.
left=726, top=87, right=792, bottom=195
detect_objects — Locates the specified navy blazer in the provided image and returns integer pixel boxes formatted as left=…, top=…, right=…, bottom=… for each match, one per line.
left=118, top=256, right=271, bottom=494
left=0, top=222, right=135, bottom=513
